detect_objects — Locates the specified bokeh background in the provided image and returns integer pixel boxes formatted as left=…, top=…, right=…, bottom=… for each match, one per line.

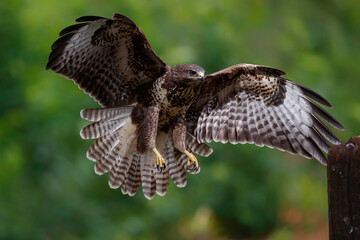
left=1, top=0, right=359, bottom=239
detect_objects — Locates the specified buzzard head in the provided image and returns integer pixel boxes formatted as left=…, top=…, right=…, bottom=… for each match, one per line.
left=171, top=64, right=205, bottom=85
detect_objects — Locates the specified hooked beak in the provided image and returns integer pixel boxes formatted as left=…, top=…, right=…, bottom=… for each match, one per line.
left=186, top=72, right=205, bottom=83
left=198, top=72, right=205, bottom=82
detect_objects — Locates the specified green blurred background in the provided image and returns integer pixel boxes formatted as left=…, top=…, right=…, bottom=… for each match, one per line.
left=1, top=0, right=359, bottom=239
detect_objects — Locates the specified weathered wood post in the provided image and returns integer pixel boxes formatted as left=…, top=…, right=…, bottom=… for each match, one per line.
left=328, top=136, right=360, bottom=240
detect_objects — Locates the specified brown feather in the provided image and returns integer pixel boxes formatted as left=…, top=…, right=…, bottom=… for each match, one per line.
left=108, top=156, right=132, bottom=189
left=46, top=13, right=168, bottom=107
left=187, top=64, right=344, bottom=164
left=121, top=154, right=142, bottom=196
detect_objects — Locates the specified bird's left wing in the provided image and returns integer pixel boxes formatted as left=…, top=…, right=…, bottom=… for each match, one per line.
left=46, top=13, right=168, bottom=107
left=186, top=64, right=344, bottom=164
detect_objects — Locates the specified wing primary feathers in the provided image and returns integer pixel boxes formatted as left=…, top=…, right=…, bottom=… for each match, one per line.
left=311, top=114, right=340, bottom=144
left=48, top=44, right=65, bottom=62
left=59, top=23, right=88, bottom=36
left=50, top=33, right=75, bottom=51
left=75, top=15, right=106, bottom=23
left=46, top=34, right=75, bottom=70
left=46, top=47, right=66, bottom=70
left=305, top=97, right=344, bottom=130
left=286, top=79, right=332, bottom=107
left=277, top=95, right=317, bottom=158
left=308, top=127, right=331, bottom=153
left=302, top=86, right=332, bottom=108
left=307, top=138, right=327, bottom=165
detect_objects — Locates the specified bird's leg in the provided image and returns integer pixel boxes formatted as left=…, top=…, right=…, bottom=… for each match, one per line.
left=173, top=123, right=200, bottom=171
left=133, top=105, right=165, bottom=171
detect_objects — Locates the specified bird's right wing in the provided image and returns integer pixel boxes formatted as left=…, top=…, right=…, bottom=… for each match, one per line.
left=46, top=13, right=168, bottom=107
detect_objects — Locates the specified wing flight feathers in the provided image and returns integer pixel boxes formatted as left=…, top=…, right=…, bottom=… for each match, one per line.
left=46, top=13, right=168, bottom=107
left=188, top=64, right=343, bottom=164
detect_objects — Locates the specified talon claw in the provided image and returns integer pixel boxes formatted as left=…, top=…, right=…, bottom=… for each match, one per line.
left=186, top=164, right=195, bottom=170
left=184, top=150, right=199, bottom=170
left=153, top=148, right=165, bottom=172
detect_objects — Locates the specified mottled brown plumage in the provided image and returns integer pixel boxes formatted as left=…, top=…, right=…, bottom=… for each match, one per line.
left=47, top=13, right=344, bottom=199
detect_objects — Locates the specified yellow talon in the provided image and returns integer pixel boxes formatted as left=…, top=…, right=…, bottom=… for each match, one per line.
left=153, top=148, right=165, bottom=169
left=184, top=150, right=199, bottom=168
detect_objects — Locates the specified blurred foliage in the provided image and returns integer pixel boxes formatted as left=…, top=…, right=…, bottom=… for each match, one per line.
left=1, top=0, right=359, bottom=239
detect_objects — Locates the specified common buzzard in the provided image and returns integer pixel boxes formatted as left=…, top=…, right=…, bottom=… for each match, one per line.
left=46, top=13, right=344, bottom=199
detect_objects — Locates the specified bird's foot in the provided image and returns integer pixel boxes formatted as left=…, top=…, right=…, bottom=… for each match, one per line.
left=153, top=148, right=166, bottom=172
left=184, top=150, right=199, bottom=171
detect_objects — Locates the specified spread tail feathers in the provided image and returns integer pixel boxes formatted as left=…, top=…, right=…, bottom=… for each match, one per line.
left=80, top=107, right=213, bottom=199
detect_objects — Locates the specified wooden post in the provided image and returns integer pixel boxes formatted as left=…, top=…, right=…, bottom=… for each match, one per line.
left=328, top=136, right=360, bottom=240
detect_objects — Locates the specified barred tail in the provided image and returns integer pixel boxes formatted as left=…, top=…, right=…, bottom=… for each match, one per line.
left=80, top=107, right=213, bottom=199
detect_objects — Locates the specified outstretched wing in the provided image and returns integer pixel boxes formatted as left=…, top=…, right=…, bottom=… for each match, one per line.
left=46, top=13, right=168, bottom=107
left=187, top=64, right=344, bottom=164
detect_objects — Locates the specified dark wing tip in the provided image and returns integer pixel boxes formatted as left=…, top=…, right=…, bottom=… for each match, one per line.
left=47, top=32, right=76, bottom=71
left=306, top=98, right=345, bottom=130
left=111, top=13, right=137, bottom=26
left=335, top=123, right=345, bottom=131
left=334, top=121, right=345, bottom=131
left=112, top=13, right=125, bottom=20
left=59, top=23, right=88, bottom=36
left=50, top=33, right=74, bottom=50
left=316, top=152, right=328, bottom=165
left=75, top=15, right=105, bottom=23
left=296, top=82, right=333, bottom=108
left=45, top=63, right=51, bottom=70
left=285, top=79, right=344, bottom=129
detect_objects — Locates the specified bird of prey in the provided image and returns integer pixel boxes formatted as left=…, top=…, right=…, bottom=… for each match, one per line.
left=46, top=13, right=344, bottom=199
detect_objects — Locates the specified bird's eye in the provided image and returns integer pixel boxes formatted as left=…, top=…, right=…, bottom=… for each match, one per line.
left=188, top=70, right=197, bottom=76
